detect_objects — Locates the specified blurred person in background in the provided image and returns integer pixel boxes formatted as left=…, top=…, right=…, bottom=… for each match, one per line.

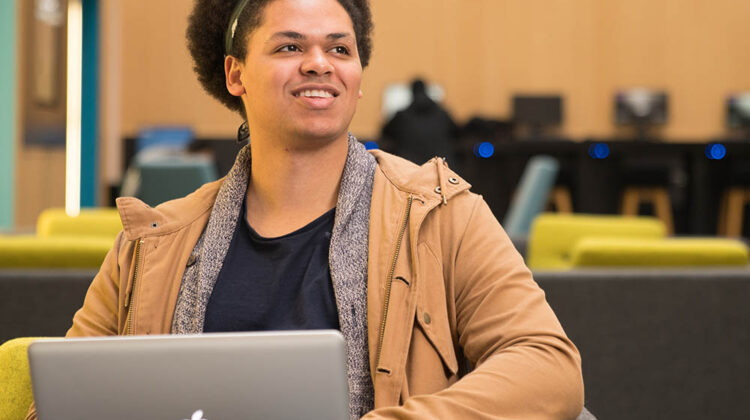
left=382, top=78, right=459, bottom=165
left=27, top=0, right=586, bottom=419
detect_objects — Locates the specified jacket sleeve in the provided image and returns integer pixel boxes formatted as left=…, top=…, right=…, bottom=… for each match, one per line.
left=25, top=232, right=128, bottom=420
left=364, top=196, right=584, bottom=419
left=67, top=231, right=128, bottom=337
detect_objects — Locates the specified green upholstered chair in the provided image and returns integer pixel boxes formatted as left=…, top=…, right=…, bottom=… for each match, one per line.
left=0, top=236, right=114, bottom=268
left=0, top=208, right=120, bottom=269
left=0, top=337, right=56, bottom=420
left=527, top=213, right=667, bottom=270
left=36, top=208, right=122, bottom=239
left=570, top=237, right=750, bottom=267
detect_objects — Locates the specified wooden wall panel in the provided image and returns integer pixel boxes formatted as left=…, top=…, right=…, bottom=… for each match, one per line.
left=119, top=0, right=241, bottom=137
left=114, top=0, right=750, bottom=141
left=14, top=148, right=67, bottom=228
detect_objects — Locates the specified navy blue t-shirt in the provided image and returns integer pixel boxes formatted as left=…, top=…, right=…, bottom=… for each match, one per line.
left=203, top=199, right=340, bottom=332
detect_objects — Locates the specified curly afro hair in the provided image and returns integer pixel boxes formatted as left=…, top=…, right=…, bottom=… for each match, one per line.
left=186, top=0, right=373, bottom=117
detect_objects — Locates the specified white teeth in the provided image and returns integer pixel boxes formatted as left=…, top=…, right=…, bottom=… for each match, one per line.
left=298, top=89, right=334, bottom=98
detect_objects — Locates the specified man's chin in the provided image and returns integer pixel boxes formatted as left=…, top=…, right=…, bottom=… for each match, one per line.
left=292, top=124, right=351, bottom=145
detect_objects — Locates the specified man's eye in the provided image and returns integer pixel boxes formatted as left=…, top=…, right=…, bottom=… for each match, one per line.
left=278, top=45, right=300, bottom=52
left=331, top=46, right=350, bottom=55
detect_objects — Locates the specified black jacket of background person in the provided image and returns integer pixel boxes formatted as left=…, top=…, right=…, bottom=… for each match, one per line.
left=382, top=80, right=459, bottom=165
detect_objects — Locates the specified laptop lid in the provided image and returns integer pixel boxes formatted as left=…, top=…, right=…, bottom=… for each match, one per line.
left=28, top=330, right=350, bottom=420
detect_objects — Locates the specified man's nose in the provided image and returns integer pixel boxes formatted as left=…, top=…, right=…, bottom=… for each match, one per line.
left=301, top=48, right=334, bottom=76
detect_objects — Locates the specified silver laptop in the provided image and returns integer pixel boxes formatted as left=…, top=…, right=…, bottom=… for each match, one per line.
left=28, top=330, right=350, bottom=420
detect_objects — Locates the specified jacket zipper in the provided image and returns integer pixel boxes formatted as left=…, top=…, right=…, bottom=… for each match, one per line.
left=375, top=195, right=413, bottom=370
left=125, top=239, right=144, bottom=335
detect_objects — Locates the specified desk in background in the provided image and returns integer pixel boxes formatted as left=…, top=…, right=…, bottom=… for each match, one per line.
left=117, top=137, right=750, bottom=236
left=456, top=138, right=750, bottom=236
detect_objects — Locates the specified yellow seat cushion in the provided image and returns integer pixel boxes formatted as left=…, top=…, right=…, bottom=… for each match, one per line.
left=36, top=208, right=121, bottom=239
left=527, top=213, right=666, bottom=270
left=0, top=337, right=56, bottom=420
left=570, top=237, right=750, bottom=267
left=0, top=236, right=113, bottom=268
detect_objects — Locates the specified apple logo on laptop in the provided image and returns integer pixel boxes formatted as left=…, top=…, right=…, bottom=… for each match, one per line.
left=183, top=410, right=207, bottom=420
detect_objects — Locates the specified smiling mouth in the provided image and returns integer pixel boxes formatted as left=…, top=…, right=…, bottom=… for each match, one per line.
left=293, top=89, right=339, bottom=98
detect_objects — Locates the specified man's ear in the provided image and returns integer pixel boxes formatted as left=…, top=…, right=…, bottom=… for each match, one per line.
left=225, top=56, right=246, bottom=97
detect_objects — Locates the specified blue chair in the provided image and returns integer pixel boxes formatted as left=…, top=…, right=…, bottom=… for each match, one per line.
left=503, top=155, right=559, bottom=237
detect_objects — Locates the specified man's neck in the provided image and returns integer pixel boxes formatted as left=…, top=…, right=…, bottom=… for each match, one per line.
left=245, top=133, right=349, bottom=237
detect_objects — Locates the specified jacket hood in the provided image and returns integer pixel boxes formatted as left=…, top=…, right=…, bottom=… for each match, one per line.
left=115, top=179, right=222, bottom=241
left=369, top=150, right=471, bottom=205
left=115, top=149, right=471, bottom=241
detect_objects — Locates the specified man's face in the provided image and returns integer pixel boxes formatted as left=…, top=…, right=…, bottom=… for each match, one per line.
left=238, top=0, right=362, bottom=146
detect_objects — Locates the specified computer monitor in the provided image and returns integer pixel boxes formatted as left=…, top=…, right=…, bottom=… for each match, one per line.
left=615, top=89, right=668, bottom=126
left=512, top=95, right=563, bottom=130
left=727, top=92, right=750, bottom=134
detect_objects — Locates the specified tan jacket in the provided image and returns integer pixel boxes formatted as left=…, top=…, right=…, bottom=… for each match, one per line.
left=28, top=151, right=583, bottom=419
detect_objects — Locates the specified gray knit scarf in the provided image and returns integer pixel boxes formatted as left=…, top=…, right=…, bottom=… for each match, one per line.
left=171, top=134, right=376, bottom=419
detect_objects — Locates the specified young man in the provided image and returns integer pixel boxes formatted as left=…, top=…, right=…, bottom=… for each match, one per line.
left=28, top=0, right=585, bottom=418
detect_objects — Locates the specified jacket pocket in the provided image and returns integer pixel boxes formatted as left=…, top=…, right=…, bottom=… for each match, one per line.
left=414, top=243, right=458, bottom=376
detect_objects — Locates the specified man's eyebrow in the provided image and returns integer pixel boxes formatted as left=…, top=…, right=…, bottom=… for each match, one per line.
left=327, top=33, right=353, bottom=40
left=266, top=31, right=354, bottom=42
left=269, top=31, right=306, bottom=41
